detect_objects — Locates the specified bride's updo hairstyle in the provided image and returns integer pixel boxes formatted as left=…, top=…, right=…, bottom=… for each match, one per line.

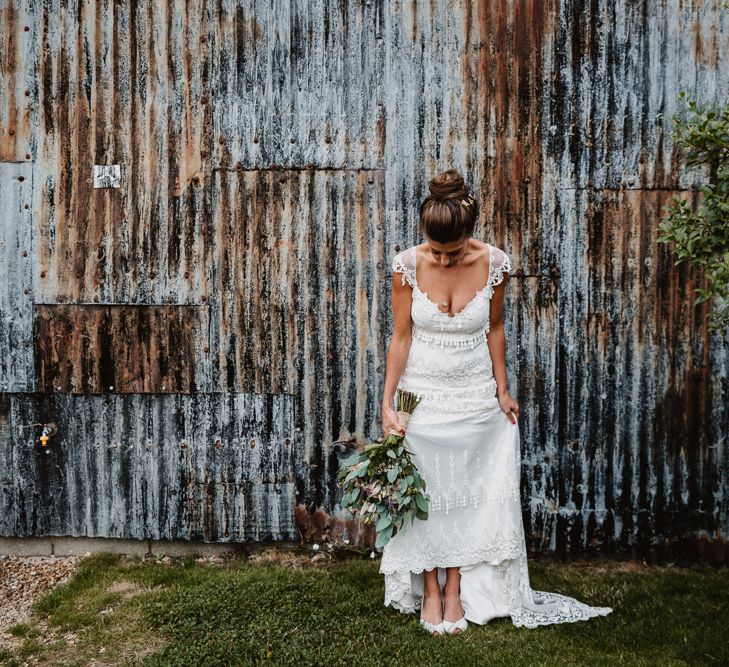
left=419, top=168, right=478, bottom=243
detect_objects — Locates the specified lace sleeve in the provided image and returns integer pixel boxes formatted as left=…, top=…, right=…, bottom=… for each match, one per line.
left=392, top=247, right=416, bottom=288
left=486, top=246, right=512, bottom=297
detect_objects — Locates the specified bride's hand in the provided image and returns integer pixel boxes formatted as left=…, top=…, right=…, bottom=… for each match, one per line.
left=381, top=404, right=406, bottom=437
left=498, top=391, right=520, bottom=424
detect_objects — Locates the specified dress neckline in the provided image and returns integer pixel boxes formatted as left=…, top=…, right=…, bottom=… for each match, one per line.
left=413, top=243, right=493, bottom=318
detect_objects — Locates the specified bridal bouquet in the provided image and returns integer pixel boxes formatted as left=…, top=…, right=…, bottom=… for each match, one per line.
left=336, top=389, right=430, bottom=549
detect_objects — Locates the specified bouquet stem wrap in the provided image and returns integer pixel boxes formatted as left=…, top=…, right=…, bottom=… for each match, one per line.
left=388, top=410, right=412, bottom=436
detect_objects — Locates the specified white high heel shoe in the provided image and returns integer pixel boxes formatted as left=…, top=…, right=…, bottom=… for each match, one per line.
left=442, top=615, right=468, bottom=634
left=442, top=600, right=468, bottom=634
left=419, top=595, right=445, bottom=637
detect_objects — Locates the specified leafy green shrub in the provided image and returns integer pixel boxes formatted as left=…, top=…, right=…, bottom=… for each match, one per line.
left=658, top=91, right=729, bottom=331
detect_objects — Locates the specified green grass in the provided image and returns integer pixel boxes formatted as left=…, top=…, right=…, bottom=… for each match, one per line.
left=3, top=550, right=727, bottom=666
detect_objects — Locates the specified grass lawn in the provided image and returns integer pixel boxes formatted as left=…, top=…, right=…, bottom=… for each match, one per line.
left=1, top=548, right=726, bottom=666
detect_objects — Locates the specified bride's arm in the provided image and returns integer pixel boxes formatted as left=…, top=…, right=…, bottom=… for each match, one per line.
left=487, top=278, right=520, bottom=422
left=381, top=273, right=413, bottom=433
left=487, top=280, right=509, bottom=397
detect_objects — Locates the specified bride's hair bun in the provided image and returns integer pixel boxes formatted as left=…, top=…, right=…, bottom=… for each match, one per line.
left=428, top=169, right=469, bottom=201
left=420, top=168, right=478, bottom=242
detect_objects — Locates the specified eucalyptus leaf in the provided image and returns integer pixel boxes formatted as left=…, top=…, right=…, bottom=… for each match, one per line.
left=341, top=453, right=361, bottom=468
left=415, top=494, right=429, bottom=513
left=375, top=524, right=394, bottom=548
left=376, top=513, right=392, bottom=531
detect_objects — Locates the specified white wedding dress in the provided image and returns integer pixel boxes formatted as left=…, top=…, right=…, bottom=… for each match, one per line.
left=380, top=242, right=613, bottom=628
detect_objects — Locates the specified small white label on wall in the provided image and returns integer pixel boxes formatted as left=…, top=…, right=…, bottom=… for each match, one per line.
left=94, top=165, right=121, bottom=188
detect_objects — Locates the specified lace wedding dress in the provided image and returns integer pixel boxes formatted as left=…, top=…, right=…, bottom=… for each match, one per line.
left=380, top=242, right=613, bottom=628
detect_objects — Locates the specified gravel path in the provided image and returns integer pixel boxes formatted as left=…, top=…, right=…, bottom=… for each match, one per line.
left=0, top=555, right=79, bottom=645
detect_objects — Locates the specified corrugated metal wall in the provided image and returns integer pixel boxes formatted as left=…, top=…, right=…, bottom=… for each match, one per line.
left=0, top=0, right=727, bottom=562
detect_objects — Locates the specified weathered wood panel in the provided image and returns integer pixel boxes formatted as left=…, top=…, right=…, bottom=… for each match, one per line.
left=213, top=0, right=386, bottom=169
left=5, top=393, right=295, bottom=541
left=33, top=304, right=210, bottom=393
left=0, top=162, right=34, bottom=392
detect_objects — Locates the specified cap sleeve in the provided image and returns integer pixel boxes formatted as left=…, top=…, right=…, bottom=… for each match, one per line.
left=486, top=245, right=512, bottom=298
left=392, top=247, right=416, bottom=288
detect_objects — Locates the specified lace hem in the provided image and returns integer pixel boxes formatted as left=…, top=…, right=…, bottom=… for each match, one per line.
left=511, top=590, right=614, bottom=628
left=380, top=544, right=525, bottom=575
left=380, top=517, right=525, bottom=574
left=382, top=549, right=614, bottom=627
left=382, top=560, right=614, bottom=628
left=383, top=572, right=420, bottom=613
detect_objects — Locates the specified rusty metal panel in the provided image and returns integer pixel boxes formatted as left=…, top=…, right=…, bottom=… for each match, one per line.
left=581, top=189, right=728, bottom=557
left=523, top=185, right=729, bottom=560
left=383, top=1, right=549, bottom=267
left=0, top=395, right=12, bottom=534
left=213, top=0, right=386, bottom=170
left=0, top=0, right=35, bottom=161
left=509, top=273, right=562, bottom=553
left=7, top=392, right=295, bottom=541
left=0, top=162, right=34, bottom=392
left=208, top=167, right=389, bottom=508
left=33, top=304, right=210, bottom=394
left=0, top=0, right=726, bottom=561
left=31, top=0, right=213, bottom=305
left=542, top=0, right=729, bottom=190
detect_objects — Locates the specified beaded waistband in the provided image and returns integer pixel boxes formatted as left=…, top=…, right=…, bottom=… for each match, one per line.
left=411, top=323, right=487, bottom=348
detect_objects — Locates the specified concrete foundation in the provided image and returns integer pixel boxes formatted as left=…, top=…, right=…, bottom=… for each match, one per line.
left=0, top=536, right=299, bottom=558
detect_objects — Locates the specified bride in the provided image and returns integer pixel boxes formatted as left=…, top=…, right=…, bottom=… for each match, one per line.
left=378, top=169, right=613, bottom=636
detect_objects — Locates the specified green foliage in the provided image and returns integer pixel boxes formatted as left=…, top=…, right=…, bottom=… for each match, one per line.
left=658, top=91, right=729, bottom=331
left=336, top=389, right=428, bottom=549
left=337, top=434, right=430, bottom=549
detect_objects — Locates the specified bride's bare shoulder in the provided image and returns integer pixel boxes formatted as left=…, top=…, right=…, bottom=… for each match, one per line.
left=467, top=238, right=491, bottom=263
